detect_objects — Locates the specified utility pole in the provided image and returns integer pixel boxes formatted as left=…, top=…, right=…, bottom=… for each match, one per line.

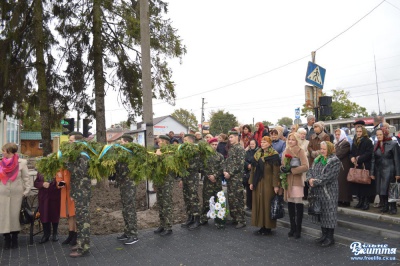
left=374, top=54, right=382, bottom=115
left=311, top=51, right=319, bottom=122
left=201, top=98, right=206, bottom=136
left=140, top=0, right=154, bottom=149
left=77, top=111, right=80, bottom=132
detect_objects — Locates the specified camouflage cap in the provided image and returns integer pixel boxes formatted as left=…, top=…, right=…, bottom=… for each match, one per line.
left=120, top=134, right=133, bottom=142
left=184, top=133, right=196, bottom=138
left=158, top=135, right=171, bottom=141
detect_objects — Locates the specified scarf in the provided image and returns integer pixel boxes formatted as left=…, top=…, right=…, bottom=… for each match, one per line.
left=314, top=155, right=328, bottom=166
left=252, top=147, right=280, bottom=189
left=374, top=136, right=392, bottom=153
left=241, top=132, right=253, bottom=148
left=0, top=153, right=19, bottom=185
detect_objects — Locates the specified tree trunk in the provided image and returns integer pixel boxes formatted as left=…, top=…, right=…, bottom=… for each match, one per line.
left=93, top=0, right=106, bottom=144
left=33, top=0, right=51, bottom=156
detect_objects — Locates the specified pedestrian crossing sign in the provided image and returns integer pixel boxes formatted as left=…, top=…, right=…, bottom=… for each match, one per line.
left=305, top=61, right=326, bottom=89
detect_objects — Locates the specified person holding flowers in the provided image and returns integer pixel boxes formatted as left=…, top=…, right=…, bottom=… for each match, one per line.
left=249, top=136, right=281, bottom=235
left=280, top=133, right=309, bottom=239
left=306, top=141, right=340, bottom=247
left=199, top=137, right=223, bottom=227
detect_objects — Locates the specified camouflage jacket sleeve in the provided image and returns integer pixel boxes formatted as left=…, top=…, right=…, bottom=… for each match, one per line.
left=187, top=153, right=202, bottom=173
left=225, top=144, right=246, bottom=176
left=205, top=153, right=224, bottom=177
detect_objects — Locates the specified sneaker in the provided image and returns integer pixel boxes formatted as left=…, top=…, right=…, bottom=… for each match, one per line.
left=124, top=237, right=139, bottom=245
left=117, top=234, right=128, bottom=241
left=235, top=222, right=246, bottom=229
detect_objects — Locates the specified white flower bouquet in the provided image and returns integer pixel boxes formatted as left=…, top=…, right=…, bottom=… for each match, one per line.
left=207, top=191, right=229, bottom=229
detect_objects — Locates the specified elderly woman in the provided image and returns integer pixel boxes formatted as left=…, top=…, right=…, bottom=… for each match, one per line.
left=249, top=136, right=280, bottom=235
left=351, top=126, right=374, bottom=210
left=334, top=129, right=352, bottom=207
left=370, top=128, right=400, bottom=214
left=306, top=141, right=340, bottom=247
left=281, top=133, right=309, bottom=238
left=0, top=143, right=31, bottom=250
left=307, top=122, right=330, bottom=168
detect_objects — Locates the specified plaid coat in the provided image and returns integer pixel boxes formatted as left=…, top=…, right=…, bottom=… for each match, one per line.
left=306, top=155, right=340, bottom=228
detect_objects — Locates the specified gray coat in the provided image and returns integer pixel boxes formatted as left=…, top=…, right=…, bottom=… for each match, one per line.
left=371, top=140, right=400, bottom=195
left=306, top=155, right=340, bottom=228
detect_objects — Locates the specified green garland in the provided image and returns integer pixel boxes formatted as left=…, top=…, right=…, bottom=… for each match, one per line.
left=36, top=141, right=216, bottom=183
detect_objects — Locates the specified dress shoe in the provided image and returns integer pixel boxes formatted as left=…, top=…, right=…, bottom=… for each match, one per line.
left=160, top=230, right=172, bottom=236
left=70, top=250, right=87, bottom=258
left=153, top=227, right=164, bottom=234
left=62, top=231, right=74, bottom=245
left=52, top=234, right=59, bottom=242
left=117, top=233, right=128, bottom=241
left=39, top=235, right=50, bottom=244
left=235, top=222, right=246, bottom=229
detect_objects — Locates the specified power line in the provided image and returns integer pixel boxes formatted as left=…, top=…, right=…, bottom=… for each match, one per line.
left=385, top=0, right=400, bottom=12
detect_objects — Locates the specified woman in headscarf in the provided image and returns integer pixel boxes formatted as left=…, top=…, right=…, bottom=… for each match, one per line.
left=249, top=136, right=280, bottom=235
left=0, top=143, right=31, bottom=250
left=281, top=133, right=309, bottom=238
left=370, top=128, right=400, bottom=214
left=334, top=129, right=352, bottom=207
left=253, top=122, right=269, bottom=146
left=350, top=126, right=374, bottom=210
left=306, top=141, right=340, bottom=247
left=307, top=122, right=330, bottom=168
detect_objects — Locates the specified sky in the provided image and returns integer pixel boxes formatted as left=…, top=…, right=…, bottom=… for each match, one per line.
left=105, top=0, right=400, bottom=128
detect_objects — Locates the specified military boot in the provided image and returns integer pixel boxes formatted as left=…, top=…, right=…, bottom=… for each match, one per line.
left=188, top=216, right=201, bottom=230
left=181, top=215, right=194, bottom=228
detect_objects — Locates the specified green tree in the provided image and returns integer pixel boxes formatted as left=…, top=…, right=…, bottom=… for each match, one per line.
left=21, top=104, right=63, bottom=132
left=301, top=89, right=368, bottom=121
left=277, top=117, right=293, bottom=126
left=171, top=109, right=198, bottom=131
left=209, top=110, right=238, bottom=136
left=54, top=0, right=186, bottom=143
left=262, top=120, right=274, bottom=126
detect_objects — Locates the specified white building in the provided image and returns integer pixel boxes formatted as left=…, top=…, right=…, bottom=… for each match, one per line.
left=0, top=111, right=20, bottom=149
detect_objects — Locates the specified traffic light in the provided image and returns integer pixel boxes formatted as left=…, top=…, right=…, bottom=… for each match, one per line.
left=319, top=96, right=332, bottom=117
left=83, top=118, right=92, bottom=138
left=61, top=118, right=75, bottom=135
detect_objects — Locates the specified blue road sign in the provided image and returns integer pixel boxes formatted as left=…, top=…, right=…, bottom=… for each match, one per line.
left=295, top=108, right=300, bottom=119
left=305, top=61, right=326, bottom=89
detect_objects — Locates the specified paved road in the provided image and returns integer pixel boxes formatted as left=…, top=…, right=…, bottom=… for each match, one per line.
left=1, top=217, right=398, bottom=266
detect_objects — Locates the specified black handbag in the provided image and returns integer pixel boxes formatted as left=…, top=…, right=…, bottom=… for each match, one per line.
left=307, top=188, right=322, bottom=216
left=290, top=157, right=301, bottom=168
left=271, top=194, right=285, bottom=220
left=19, top=197, right=34, bottom=225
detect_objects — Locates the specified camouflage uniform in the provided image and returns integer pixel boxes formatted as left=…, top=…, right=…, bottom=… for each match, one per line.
left=154, top=173, right=174, bottom=230
left=67, top=155, right=91, bottom=254
left=201, top=152, right=224, bottom=223
left=182, top=155, right=202, bottom=216
left=225, top=143, right=246, bottom=224
left=115, top=162, right=138, bottom=238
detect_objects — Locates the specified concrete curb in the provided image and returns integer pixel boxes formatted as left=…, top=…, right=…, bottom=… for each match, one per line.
left=338, top=207, right=400, bottom=224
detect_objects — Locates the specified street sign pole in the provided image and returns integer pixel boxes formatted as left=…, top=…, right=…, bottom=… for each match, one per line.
left=311, top=51, right=319, bottom=122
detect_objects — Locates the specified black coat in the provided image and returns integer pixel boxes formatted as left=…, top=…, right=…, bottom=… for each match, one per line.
left=350, top=137, right=375, bottom=196
left=371, top=140, right=400, bottom=195
left=244, top=147, right=259, bottom=181
left=217, top=142, right=228, bottom=159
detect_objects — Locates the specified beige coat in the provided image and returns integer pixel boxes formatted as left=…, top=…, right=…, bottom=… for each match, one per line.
left=0, top=159, right=31, bottom=233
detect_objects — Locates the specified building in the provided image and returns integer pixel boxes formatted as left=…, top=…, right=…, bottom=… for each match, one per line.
left=0, top=112, right=21, bottom=150
left=20, top=132, right=62, bottom=157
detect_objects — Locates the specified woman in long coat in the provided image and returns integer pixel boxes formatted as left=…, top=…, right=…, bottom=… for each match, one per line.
left=0, top=143, right=31, bottom=249
left=334, top=129, right=352, bottom=206
left=281, top=133, right=308, bottom=238
left=249, top=136, right=280, bottom=235
left=306, top=141, right=340, bottom=247
left=56, top=169, right=77, bottom=245
left=34, top=173, right=61, bottom=243
left=350, top=126, right=374, bottom=210
left=370, top=128, right=400, bottom=214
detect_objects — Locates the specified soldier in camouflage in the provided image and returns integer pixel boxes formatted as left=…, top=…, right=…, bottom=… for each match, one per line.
left=224, top=131, right=247, bottom=229
left=179, top=134, right=202, bottom=230
left=153, top=135, right=174, bottom=236
left=115, top=134, right=139, bottom=245
left=66, top=132, right=92, bottom=258
left=200, top=137, right=223, bottom=225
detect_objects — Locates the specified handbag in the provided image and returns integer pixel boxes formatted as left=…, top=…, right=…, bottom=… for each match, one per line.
left=388, top=181, right=400, bottom=203
left=307, top=188, right=322, bottom=216
left=346, top=164, right=371, bottom=184
left=290, top=157, right=301, bottom=168
left=270, top=194, right=285, bottom=220
left=19, top=197, right=34, bottom=225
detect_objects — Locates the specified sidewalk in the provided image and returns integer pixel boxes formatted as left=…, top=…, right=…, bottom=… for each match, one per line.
left=1, top=214, right=398, bottom=266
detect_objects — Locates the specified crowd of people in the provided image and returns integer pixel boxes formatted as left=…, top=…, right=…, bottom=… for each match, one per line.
left=1, top=114, right=400, bottom=256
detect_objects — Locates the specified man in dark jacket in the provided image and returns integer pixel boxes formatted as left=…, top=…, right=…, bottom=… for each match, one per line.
left=304, top=115, right=315, bottom=140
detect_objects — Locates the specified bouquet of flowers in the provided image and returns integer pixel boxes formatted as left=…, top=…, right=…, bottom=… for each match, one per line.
left=280, top=154, right=292, bottom=190
left=207, top=191, right=228, bottom=229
